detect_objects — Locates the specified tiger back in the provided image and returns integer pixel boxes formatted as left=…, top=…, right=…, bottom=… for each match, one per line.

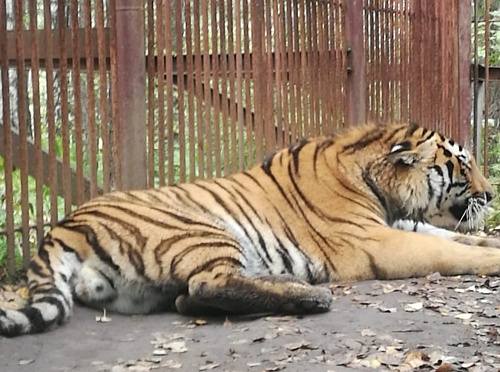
left=2, top=122, right=500, bottom=337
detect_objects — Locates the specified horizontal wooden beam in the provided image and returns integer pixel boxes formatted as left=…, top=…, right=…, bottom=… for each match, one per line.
left=0, top=123, right=102, bottom=202
left=6, top=28, right=110, bottom=70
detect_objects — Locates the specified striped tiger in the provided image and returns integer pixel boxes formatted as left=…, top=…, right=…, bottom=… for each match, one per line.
left=1, top=122, right=500, bottom=337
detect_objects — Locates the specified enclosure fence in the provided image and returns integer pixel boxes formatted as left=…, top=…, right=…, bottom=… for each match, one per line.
left=1, top=0, right=471, bottom=276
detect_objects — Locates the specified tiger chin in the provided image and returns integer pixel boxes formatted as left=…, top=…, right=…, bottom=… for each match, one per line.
left=2, top=122, right=500, bottom=337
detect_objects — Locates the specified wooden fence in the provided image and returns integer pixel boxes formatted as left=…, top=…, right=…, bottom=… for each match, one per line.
left=0, top=0, right=471, bottom=276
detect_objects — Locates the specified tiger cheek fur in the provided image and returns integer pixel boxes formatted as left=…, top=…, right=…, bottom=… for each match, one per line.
left=2, top=122, right=500, bottom=337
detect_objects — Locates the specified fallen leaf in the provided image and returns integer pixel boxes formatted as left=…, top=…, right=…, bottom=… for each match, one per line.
left=378, top=306, right=397, bottom=313
left=455, top=313, right=473, bottom=320
left=404, top=302, right=423, bottom=312
left=163, top=340, right=188, bottom=353
left=199, top=362, right=220, bottom=371
left=18, top=359, right=35, bottom=365
left=435, top=363, right=454, bottom=372
left=360, top=329, right=376, bottom=337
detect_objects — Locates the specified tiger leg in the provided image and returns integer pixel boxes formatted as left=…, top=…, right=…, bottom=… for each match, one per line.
left=176, top=271, right=333, bottom=315
left=393, top=220, right=500, bottom=248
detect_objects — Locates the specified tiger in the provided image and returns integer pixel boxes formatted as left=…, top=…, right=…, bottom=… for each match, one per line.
left=1, top=122, right=500, bottom=337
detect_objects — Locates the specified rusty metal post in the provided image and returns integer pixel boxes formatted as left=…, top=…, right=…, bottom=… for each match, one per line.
left=457, top=0, right=471, bottom=146
left=113, top=0, right=146, bottom=190
left=344, top=0, right=366, bottom=126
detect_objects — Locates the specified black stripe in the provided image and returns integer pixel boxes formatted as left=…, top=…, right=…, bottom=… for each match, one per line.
left=362, top=164, right=390, bottom=222
left=415, top=131, right=436, bottom=146
left=28, top=259, right=51, bottom=279
left=405, top=123, right=420, bottom=137
left=212, top=180, right=274, bottom=266
left=341, top=129, right=385, bottom=153
left=186, top=257, right=243, bottom=282
left=66, top=224, right=121, bottom=273
left=171, top=241, right=241, bottom=275
left=290, top=138, right=309, bottom=176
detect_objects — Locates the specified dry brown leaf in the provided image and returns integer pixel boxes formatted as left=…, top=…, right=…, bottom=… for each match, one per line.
left=435, top=363, right=454, bottom=372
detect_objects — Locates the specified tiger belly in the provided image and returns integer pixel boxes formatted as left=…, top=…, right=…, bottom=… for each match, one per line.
left=72, top=264, right=180, bottom=314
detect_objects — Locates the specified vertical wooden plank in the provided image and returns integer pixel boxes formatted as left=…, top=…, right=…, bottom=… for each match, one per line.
left=235, top=0, right=245, bottom=171
left=243, top=0, right=254, bottom=164
left=14, top=0, right=31, bottom=267
left=263, top=0, right=275, bottom=150
left=97, top=0, right=111, bottom=193
left=57, top=0, right=71, bottom=213
left=28, top=0, right=44, bottom=246
left=113, top=0, right=146, bottom=190
left=177, top=0, right=187, bottom=182
left=344, top=0, right=366, bottom=126
left=210, top=0, right=221, bottom=177
left=185, top=0, right=196, bottom=182
left=227, top=0, right=238, bottom=173
left=146, top=0, right=155, bottom=188
left=0, top=0, right=15, bottom=276
left=457, top=0, right=471, bottom=146
left=193, top=0, right=205, bottom=178
left=84, top=0, right=98, bottom=196
left=71, top=0, right=84, bottom=204
left=297, top=0, right=305, bottom=136
left=251, top=0, right=264, bottom=160
left=273, top=0, right=284, bottom=148
left=202, top=0, right=212, bottom=177
left=217, top=1, right=229, bottom=174
left=156, top=0, right=166, bottom=185
left=165, top=0, right=175, bottom=184
left=483, top=0, right=490, bottom=174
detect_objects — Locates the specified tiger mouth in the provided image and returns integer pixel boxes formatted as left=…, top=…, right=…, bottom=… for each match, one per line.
left=449, top=197, right=489, bottom=224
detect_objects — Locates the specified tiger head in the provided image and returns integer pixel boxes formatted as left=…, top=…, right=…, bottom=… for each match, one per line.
left=366, top=125, right=494, bottom=232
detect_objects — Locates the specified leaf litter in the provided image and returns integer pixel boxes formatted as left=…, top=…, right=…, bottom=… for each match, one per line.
left=4, top=268, right=500, bottom=370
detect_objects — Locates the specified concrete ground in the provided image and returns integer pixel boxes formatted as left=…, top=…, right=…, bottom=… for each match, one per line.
left=1, top=275, right=500, bottom=372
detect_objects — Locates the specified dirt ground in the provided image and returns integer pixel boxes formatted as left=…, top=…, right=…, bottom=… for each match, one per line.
left=1, top=274, right=500, bottom=372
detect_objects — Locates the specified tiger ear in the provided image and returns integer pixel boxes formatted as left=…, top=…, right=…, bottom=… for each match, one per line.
left=387, top=141, right=419, bottom=166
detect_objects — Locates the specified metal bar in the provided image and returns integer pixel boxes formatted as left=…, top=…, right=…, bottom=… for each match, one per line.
left=113, top=0, right=147, bottom=191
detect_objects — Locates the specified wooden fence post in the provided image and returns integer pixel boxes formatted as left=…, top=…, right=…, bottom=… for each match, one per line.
left=112, top=0, right=147, bottom=190
left=344, top=0, right=366, bottom=126
left=458, top=0, right=472, bottom=146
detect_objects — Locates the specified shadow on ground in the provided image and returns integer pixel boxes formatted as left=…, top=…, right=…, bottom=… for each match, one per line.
left=1, top=274, right=500, bottom=371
